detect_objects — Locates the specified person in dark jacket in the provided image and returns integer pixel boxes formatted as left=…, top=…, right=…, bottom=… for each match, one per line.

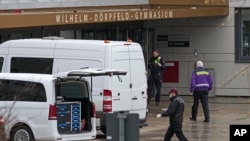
left=147, top=49, right=165, bottom=106
left=189, top=61, right=213, bottom=122
left=161, top=87, right=188, bottom=141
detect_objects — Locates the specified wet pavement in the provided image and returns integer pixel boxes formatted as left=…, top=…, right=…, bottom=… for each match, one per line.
left=93, top=96, right=250, bottom=141
left=143, top=96, right=250, bottom=141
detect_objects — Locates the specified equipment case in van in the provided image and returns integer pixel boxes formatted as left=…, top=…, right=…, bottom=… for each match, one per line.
left=57, top=102, right=81, bottom=134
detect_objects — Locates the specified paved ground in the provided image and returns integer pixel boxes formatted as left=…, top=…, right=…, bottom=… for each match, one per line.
left=93, top=96, right=250, bottom=141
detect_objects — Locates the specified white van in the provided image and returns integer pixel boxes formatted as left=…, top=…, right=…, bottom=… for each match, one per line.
left=0, top=69, right=126, bottom=141
left=0, top=38, right=148, bottom=133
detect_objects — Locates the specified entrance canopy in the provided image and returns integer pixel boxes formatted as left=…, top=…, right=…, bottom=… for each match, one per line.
left=0, top=0, right=229, bottom=29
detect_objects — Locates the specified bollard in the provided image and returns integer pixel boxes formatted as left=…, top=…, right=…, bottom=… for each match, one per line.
left=106, top=111, right=139, bottom=141
left=116, top=112, right=128, bottom=141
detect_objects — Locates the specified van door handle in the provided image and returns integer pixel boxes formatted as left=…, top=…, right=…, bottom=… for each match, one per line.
left=132, top=97, right=138, bottom=100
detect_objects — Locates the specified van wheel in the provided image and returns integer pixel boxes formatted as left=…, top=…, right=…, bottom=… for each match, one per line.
left=11, top=125, right=35, bottom=141
left=100, top=116, right=106, bottom=135
left=100, top=126, right=106, bottom=135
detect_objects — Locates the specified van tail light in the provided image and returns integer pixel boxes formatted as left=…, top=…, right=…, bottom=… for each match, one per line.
left=103, top=89, right=112, bottom=113
left=48, top=104, right=57, bottom=120
left=92, top=103, right=96, bottom=117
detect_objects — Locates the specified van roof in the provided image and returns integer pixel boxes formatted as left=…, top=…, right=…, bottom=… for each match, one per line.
left=0, top=39, right=140, bottom=51
left=0, top=69, right=127, bottom=82
left=0, top=73, right=54, bottom=82
left=1, top=38, right=139, bottom=46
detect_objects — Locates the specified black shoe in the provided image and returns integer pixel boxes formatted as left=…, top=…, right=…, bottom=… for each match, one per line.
left=189, top=117, right=196, bottom=121
left=204, top=120, right=210, bottom=122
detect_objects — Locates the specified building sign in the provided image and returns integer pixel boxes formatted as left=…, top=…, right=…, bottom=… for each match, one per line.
left=157, top=35, right=190, bottom=48
left=0, top=7, right=229, bottom=29
left=55, top=9, right=173, bottom=24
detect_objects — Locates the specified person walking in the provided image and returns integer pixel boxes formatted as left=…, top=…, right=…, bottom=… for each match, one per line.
left=159, top=87, right=188, bottom=141
left=189, top=61, right=213, bottom=122
left=147, top=49, right=165, bottom=106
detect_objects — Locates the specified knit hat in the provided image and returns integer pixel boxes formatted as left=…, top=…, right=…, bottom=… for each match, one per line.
left=196, top=61, right=204, bottom=67
left=169, top=87, right=178, bottom=95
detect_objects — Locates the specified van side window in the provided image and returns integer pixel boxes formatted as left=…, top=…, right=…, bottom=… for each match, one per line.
left=11, top=57, right=53, bottom=74
left=0, top=57, right=3, bottom=72
left=0, top=80, right=9, bottom=101
left=8, top=80, right=47, bottom=102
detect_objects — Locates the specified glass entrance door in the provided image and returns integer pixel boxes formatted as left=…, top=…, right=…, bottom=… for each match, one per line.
left=118, top=28, right=154, bottom=69
left=129, top=28, right=154, bottom=72
left=80, top=22, right=155, bottom=69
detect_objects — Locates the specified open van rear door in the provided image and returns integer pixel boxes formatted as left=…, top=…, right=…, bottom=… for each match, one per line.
left=53, top=68, right=127, bottom=100
left=53, top=68, right=127, bottom=78
left=53, top=68, right=126, bottom=138
left=53, top=68, right=127, bottom=93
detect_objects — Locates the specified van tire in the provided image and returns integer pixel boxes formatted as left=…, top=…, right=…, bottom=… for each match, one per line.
left=11, top=125, right=35, bottom=141
left=100, top=116, right=107, bottom=135
left=100, top=126, right=106, bottom=135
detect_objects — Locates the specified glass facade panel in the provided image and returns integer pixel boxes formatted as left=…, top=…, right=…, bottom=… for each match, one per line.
left=235, top=9, right=250, bottom=62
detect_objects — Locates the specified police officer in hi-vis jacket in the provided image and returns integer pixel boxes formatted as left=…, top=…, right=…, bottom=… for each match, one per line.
left=148, top=49, right=166, bottom=106
left=189, top=61, right=213, bottom=122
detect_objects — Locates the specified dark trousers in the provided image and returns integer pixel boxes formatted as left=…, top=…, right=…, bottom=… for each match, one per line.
left=164, top=124, right=188, bottom=141
left=191, top=90, right=210, bottom=121
left=147, top=74, right=162, bottom=104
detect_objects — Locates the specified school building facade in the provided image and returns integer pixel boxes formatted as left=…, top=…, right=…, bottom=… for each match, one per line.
left=0, top=0, right=249, bottom=96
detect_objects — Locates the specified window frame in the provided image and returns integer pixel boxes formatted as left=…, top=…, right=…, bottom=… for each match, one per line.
left=235, top=8, right=250, bottom=63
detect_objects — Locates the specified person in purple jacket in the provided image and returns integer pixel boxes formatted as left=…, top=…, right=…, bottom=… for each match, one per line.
left=189, top=61, right=213, bottom=122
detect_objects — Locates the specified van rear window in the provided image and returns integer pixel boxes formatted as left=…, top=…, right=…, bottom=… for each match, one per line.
left=11, top=57, right=53, bottom=74
left=56, top=81, right=89, bottom=100
left=0, top=79, right=46, bottom=102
